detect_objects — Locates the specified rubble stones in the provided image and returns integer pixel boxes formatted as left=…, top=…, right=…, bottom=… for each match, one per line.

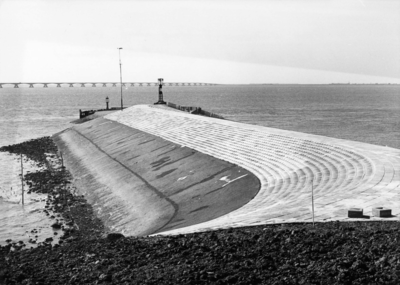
left=2, top=222, right=400, bottom=284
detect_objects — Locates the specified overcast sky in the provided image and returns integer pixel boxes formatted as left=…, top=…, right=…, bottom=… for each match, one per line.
left=0, top=0, right=399, bottom=84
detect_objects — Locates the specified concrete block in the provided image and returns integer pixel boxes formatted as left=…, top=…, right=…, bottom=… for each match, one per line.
left=348, top=208, right=363, bottom=218
left=372, top=207, right=392, bottom=218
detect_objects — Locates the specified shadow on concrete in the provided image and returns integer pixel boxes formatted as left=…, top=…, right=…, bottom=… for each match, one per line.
left=376, top=214, right=397, bottom=218
left=54, top=117, right=261, bottom=236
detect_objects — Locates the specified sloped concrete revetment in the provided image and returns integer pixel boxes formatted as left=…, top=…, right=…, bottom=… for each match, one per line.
left=104, top=105, right=400, bottom=235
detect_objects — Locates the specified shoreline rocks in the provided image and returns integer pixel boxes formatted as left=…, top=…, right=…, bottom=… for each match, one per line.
left=0, top=137, right=105, bottom=250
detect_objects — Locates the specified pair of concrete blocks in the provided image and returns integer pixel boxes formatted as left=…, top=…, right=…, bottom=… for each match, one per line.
left=348, top=207, right=392, bottom=218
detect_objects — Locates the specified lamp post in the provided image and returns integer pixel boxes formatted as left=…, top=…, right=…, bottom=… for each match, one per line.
left=118, top=47, right=123, bottom=110
left=20, top=153, right=24, bottom=205
left=106, top=96, right=109, bottom=110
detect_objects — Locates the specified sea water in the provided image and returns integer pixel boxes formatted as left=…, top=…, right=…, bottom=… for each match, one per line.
left=0, top=84, right=399, bottom=245
left=0, top=151, right=52, bottom=247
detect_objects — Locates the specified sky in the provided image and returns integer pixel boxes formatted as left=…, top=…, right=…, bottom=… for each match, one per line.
left=0, top=0, right=399, bottom=84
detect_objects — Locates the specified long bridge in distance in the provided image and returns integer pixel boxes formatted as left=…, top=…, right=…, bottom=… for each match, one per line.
left=0, top=82, right=218, bottom=88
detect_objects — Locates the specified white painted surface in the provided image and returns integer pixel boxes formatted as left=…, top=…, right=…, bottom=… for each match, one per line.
left=106, top=105, right=400, bottom=235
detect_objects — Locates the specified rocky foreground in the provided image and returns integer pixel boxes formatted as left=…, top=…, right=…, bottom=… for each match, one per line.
left=1, top=137, right=400, bottom=284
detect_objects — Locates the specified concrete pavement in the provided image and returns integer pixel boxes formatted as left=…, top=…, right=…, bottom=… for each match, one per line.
left=104, top=105, right=400, bottom=235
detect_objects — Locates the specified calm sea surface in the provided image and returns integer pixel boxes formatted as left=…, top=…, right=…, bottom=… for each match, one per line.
left=1, top=84, right=399, bottom=245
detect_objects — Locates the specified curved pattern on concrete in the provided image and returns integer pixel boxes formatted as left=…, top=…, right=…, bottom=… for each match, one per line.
left=106, top=105, right=400, bottom=235
left=54, top=119, right=259, bottom=236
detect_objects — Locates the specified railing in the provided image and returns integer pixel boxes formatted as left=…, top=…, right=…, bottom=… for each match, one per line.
left=78, top=103, right=224, bottom=120
left=79, top=109, right=96, bottom=119
left=79, top=107, right=124, bottom=119
left=166, top=102, right=224, bottom=119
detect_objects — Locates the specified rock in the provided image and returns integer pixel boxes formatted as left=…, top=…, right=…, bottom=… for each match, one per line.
left=65, top=236, right=77, bottom=243
left=105, top=232, right=125, bottom=242
left=51, top=223, right=62, bottom=229
left=99, top=273, right=112, bottom=281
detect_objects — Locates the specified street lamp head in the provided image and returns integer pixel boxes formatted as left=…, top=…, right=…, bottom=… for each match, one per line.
left=118, top=47, right=123, bottom=50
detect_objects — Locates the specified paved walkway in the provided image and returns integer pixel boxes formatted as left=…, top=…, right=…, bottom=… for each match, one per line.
left=105, top=105, right=400, bottom=235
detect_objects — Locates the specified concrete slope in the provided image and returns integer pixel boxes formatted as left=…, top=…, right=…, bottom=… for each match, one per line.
left=104, top=105, right=400, bottom=235
left=53, top=118, right=259, bottom=236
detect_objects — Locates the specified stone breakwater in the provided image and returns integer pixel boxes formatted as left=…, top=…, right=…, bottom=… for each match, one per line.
left=102, top=105, right=400, bottom=235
